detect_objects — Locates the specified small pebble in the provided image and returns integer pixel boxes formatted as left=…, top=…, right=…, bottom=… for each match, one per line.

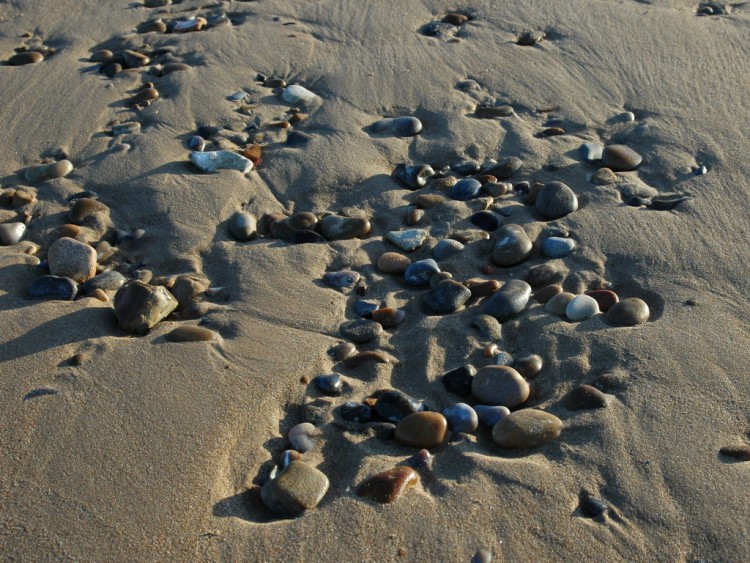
left=471, top=314, right=502, bottom=340
left=339, top=319, right=383, bottom=343
left=433, top=239, right=464, bottom=260
left=404, top=259, right=440, bottom=286
left=566, top=295, right=600, bottom=322
left=580, top=494, right=608, bottom=518
left=606, top=298, right=650, bottom=326
left=472, top=365, right=529, bottom=407
left=464, top=279, right=500, bottom=298
left=8, top=51, right=44, bottom=65
left=470, top=211, right=502, bottom=231
left=475, top=105, right=513, bottom=119
left=483, top=280, right=531, bottom=322
left=566, top=384, right=608, bottom=410
left=370, top=116, right=422, bottom=137
left=279, top=450, right=301, bottom=470
left=69, top=197, right=108, bottom=224
left=483, top=156, right=521, bottom=180
left=288, top=422, right=320, bottom=453
left=471, top=549, right=493, bottom=563
left=378, top=251, right=411, bottom=273
left=187, top=135, right=206, bottom=151
left=260, top=460, right=328, bottom=517
left=228, top=211, right=257, bottom=241
left=314, top=374, right=343, bottom=395
left=323, top=270, right=360, bottom=288
left=354, top=300, right=379, bottom=318
left=534, top=284, right=563, bottom=303
left=164, top=326, right=217, bottom=342
left=585, top=289, right=619, bottom=312
left=542, top=236, right=576, bottom=258
left=130, top=87, right=160, bottom=107
left=448, top=178, right=482, bottom=201
left=27, top=275, right=77, bottom=301
left=511, top=355, right=543, bottom=379
left=601, top=144, right=642, bottom=172
left=650, top=195, right=688, bottom=211
left=535, top=181, right=578, bottom=220
left=517, top=30, right=545, bottom=45
left=483, top=181, right=511, bottom=197
left=386, top=229, right=428, bottom=252
left=407, top=207, right=424, bottom=225
left=451, top=160, right=481, bottom=175
left=23, top=388, right=60, bottom=400
left=357, top=466, right=419, bottom=503
left=406, top=449, right=433, bottom=471
left=694, top=165, right=708, bottom=175
left=24, top=159, right=74, bottom=182
left=442, top=365, right=476, bottom=397
left=113, top=281, right=178, bottom=335
left=344, top=350, right=398, bottom=368
left=318, top=215, right=371, bottom=240
left=545, top=292, right=575, bottom=315
left=442, top=403, right=478, bottom=433
left=395, top=412, right=448, bottom=449
left=491, top=224, right=532, bottom=266
left=392, top=163, right=435, bottom=190
left=375, top=390, right=424, bottom=423
left=328, top=342, right=356, bottom=361
left=339, top=402, right=372, bottom=423
left=591, top=168, right=617, bottom=185
left=494, top=351, right=513, bottom=366
left=474, top=405, right=510, bottom=427
left=580, top=142, right=603, bottom=162
left=371, top=307, right=405, bottom=328
left=492, top=409, right=562, bottom=449
left=0, top=222, right=25, bottom=245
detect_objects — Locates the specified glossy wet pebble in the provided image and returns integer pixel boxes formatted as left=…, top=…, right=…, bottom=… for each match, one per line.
left=483, top=280, right=531, bottom=322
left=491, top=224, right=532, bottom=266
left=392, top=163, right=435, bottom=190
left=323, top=270, right=360, bottom=288
left=607, top=298, right=650, bottom=326
left=339, top=319, right=383, bottom=343
left=433, top=239, right=464, bottom=260
left=0, top=222, right=25, bottom=245
left=512, top=355, right=543, bottom=379
left=357, top=466, right=418, bottom=503
left=130, top=87, right=159, bottom=107
left=425, top=279, right=471, bottom=314
left=585, top=289, right=619, bottom=312
left=8, top=51, right=44, bottom=65
left=492, top=409, right=562, bottom=449
left=449, top=178, right=482, bottom=201
left=328, top=342, right=356, bottom=362
left=228, top=211, right=257, bottom=241
left=370, top=116, right=422, bottom=137
left=566, top=384, right=608, bottom=410
left=404, top=258, right=440, bottom=286
left=28, top=275, right=77, bottom=301
left=535, top=181, right=578, bottom=220
left=79, top=270, right=126, bottom=294
left=314, top=374, right=342, bottom=395
left=289, top=422, right=320, bottom=453
left=442, top=403, right=478, bottom=433
left=386, top=229, right=428, bottom=252
left=260, top=461, right=328, bottom=517
left=566, top=295, right=600, bottom=321
left=114, top=281, right=178, bottom=335
left=602, top=144, right=642, bottom=171
left=191, top=150, right=253, bottom=173
left=318, top=215, right=370, bottom=240
left=441, top=364, right=476, bottom=397
left=474, top=405, right=510, bottom=427
left=395, top=412, right=448, bottom=448
left=542, top=237, right=575, bottom=258
left=378, top=252, right=411, bottom=274
left=580, top=142, right=603, bottom=162
left=471, top=211, right=501, bottom=231
left=375, top=390, right=424, bottom=423
left=472, top=366, right=529, bottom=407
left=545, top=291, right=575, bottom=315
left=165, top=326, right=217, bottom=342
left=47, top=237, right=96, bottom=282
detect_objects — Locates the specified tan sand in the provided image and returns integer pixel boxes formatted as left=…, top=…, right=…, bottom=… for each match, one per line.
left=1, top=0, right=750, bottom=560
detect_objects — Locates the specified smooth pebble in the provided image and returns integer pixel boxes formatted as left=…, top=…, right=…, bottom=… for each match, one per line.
left=386, top=229, right=428, bottom=252
left=375, top=390, right=424, bottom=423
left=27, top=275, right=77, bottom=301
left=491, top=224, right=532, bottom=266
left=394, top=412, right=448, bottom=449
left=492, top=409, right=562, bottom=449
left=483, top=280, right=531, bottom=321
left=441, top=365, right=476, bottom=397
left=370, top=116, right=422, bottom=137
left=602, top=144, right=642, bottom=171
left=442, top=403, right=478, bottom=433
left=288, top=422, right=320, bottom=453
left=0, top=222, right=26, bottom=245
left=260, top=461, right=328, bottom=517
left=339, top=319, right=383, bottom=343
left=542, top=237, right=576, bottom=258
left=471, top=365, right=529, bottom=407
left=474, top=405, right=510, bottom=427
left=566, top=294, right=600, bottom=321
left=356, top=466, right=419, bottom=503
left=607, top=298, right=650, bottom=326
left=404, top=259, right=440, bottom=286
left=535, top=182, right=578, bottom=220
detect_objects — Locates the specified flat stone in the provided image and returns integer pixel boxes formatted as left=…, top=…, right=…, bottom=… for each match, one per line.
left=164, top=326, right=217, bottom=342
left=602, top=145, right=642, bottom=171
left=425, top=279, right=471, bottom=314
left=475, top=105, right=514, bottom=118
left=449, top=178, right=482, bottom=201
left=542, top=237, right=576, bottom=258
left=370, top=116, right=422, bottom=137
left=585, top=289, right=619, bottom=312
left=472, top=365, right=530, bottom=407
left=442, top=403, right=478, bottom=433
left=580, top=142, right=603, bottom=162
left=433, top=239, right=464, bottom=260
left=474, top=405, right=510, bottom=427
left=392, top=163, right=435, bottom=190
left=344, top=351, right=398, bottom=368
left=339, top=319, right=383, bottom=343
left=375, top=390, right=424, bottom=423
left=318, top=215, right=370, bottom=240
left=565, top=384, right=608, bottom=410
left=47, top=237, right=96, bottom=283
left=544, top=292, right=575, bottom=315
left=534, top=284, right=563, bottom=303
left=471, top=314, right=502, bottom=340
left=451, top=160, right=481, bottom=175
left=386, top=229, right=428, bottom=252
left=395, top=412, right=448, bottom=448
left=483, top=280, right=531, bottom=321
left=79, top=271, right=126, bottom=294
left=0, top=222, right=26, bottom=245
left=566, top=295, right=600, bottom=321
left=27, top=276, right=77, bottom=301
left=323, top=270, right=360, bottom=288
left=415, top=194, right=445, bottom=209
left=8, top=51, right=44, bottom=65
left=535, top=182, right=578, bottom=220
left=464, top=279, right=500, bottom=298
left=260, top=461, right=329, bottom=517
left=114, top=281, right=179, bottom=335
left=491, top=224, right=532, bottom=266
left=357, top=466, right=419, bottom=503
left=607, top=298, right=650, bottom=326
left=378, top=252, right=411, bottom=274
left=292, top=230, right=326, bottom=244
left=492, top=409, right=562, bottom=449
left=404, top=259, right=440, bottom=286
left=371, top=307, right=405, bottom=328
left=483, top=157, right=521, bottom=180
left=190, top=150, right=253, bottom=173
left=441, top=365, right=476, bottom=397
left=228, top=211, right=257, bottom=241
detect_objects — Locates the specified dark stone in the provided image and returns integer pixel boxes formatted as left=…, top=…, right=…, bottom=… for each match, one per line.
left=392, top=163, right=435, bottom=190
left=441, top=365, right=476, bottom=397
left=79, top=270, right=126, bottom=294
left=565, top=384, right=608, bottom=410
left=375, top=390, right=424, bottom=423
left=719, top=446, right=750, bottom=461
left=483, top=157, right=521, bottom=180
left=601, top=144, right=642, bottom=171
left=470, top=211, right=502, bottom=231
left=607, top=298, right=650, bottom=326
left=357, top=466, right=418, bottom=503
left=286, top=131, right=313, bottom=146
left=339, top=319, right=383, bottom=343
left=27, top=275, right=77, bottom=301
left=424, top=279, right=472, bottom=314
left=339, top=402, right=372, bottom=423
left=649, top=196, right=688, bottom=211
left=404, top=259, right=440, bottom=286
left=491, top=224, right=532, bottom=266
left=448, top=178, right=482, bottom=200
left=354, top=300, right=379, bottom=318
left=527, top=264, right=565, bottom=288
left=292, top=230, right=326, bottom=244
left=580, top=493, right=607, bottom=518
left=535, top=181, right=578, bottom=220
left=483, top=280, right=531, bottom=321
left=314, top=374, right=343, bottom=395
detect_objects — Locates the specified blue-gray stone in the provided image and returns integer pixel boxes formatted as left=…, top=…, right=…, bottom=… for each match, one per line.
left=385, top=229, right=428, bottom=252
left=433, top=239, right=464, bottom=260
left=535, top=181, right=578, bottom=220
left=448, top=178, right=482, bottom=200
left=474, top=405, right=510, bottom=426
left=354, top=300, right=379, bottom=317
left=404, top=259, right=440, bottom=286
left=28, top=276, right=77, bottom=301
left=442, top=403, right=479, bottom=433
left=370, top=116, right=422, bottom=137
left=580, top=142, right=603, bottom=162
left=314, top=374, right=343, bottom=395
left=424, top=279, right=471, bottom=314
left=79, top=270, right=126, bottom=294
left=470, top=211, right=501, bottom=231
left=542, top=237, right=576, bottom=258
left=494, top=351, right=513, bottom=366
left=483, top=280, right=531, bottom=321
left=323, top=270, right=360, bottom=288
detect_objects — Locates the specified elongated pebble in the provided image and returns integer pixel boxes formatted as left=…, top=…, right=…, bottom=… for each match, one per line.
left=371, top=307, right=405, bottom=328
left=282, top=84, right=317, bottom=103
left=328, top=342, right=356, bottom=361
left=566, top=295, right=600, bottom=321
left=375, top=390, right=424, bottom=423
left=314, top=374, right=342, bottom=395
left=492, top=409, right=562, bottom=449
left=719, top=446, right=750, bottom=461
left=483, top=280, right=531, bottom=321
left=8, top=51, right=43, bottom=65
left=344, top=350, right=398, bottom=368
left=130, top=87, right=159, bottom=107
left=191, top=150, right=252, bottom=173
left=164, top=326, right=217, bottom=342
left=370, top=116, right=422, bottom=137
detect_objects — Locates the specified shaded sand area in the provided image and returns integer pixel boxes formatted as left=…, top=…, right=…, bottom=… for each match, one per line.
left=2, top=0, right=750, bottom=560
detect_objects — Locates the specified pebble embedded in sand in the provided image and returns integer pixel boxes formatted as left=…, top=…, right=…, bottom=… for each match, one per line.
left=442, top=403, right=478, bottom=433
left=90, top=49, right=113, bottom=63
left=318, top=215, right=370, bottom=240
left=130, top=87, right=160, bottom=107
left=8, top=51, right=43, bottom=65
left=144, top=0, right=171, bottom=6
left=534, top=284, right=563, bottom=303
left=47, top=237, right=96, bottom=282
left=566, top=294, right=600, bottom=322
left=228, top=211, right=257, bottom=241
left=339, top=402, right=372, bottom=423
left=375, top=390, right=425, bottom=423
left=483, top=156, right=522, bottom=180
left=392, top=163, right=435, bottom=190
left=190, top=150, right=253, bottom=173
left=289, top=422, right=320, bottom=453
left=122, top=50, right=150, bottom=68
left=471, top=211, right=502, bottom=231
left=592, top=167, right=617, bottom=185
left=323, top=270, right=360, bottom=288
left=111, top=121, right=141, bottom=136
left=719, top=446, right=750, bottom=461
left=377, top=252, right=411, bottom=274
left=425, top=279, right=471, bottom=314
left=483, top=280, right=531, bottom=322
left=270, top=212, right=318, bottom=241
left=70, top=197, right=109, bottom=224
left=433, top=239, right=464, bottom=260
left=79, top=271, right=126, bottom=294
left=171, top=17, right=207, bottom=33
left=404, top=258, right=440, bottom=286
left=517, top=30, right=545, bottom=46
left=260, top=460, right=329, bottom=517
left=448, top=178, right=482, bottom=201
left=580, top=142, right=604, bottom=162
left=370, top=116, right=422, bottom=137
left=354, top=300, right=379, bottom=318
left=386, top=229, right=428, bottom=252
left=164, top=326, right=217, bottom=342
left=527, top=263, right=565, bottom=288
left=585, top=289, right=619, bottom=311
left=442, top=364, right=476, bottom=397
left=472, top=365, right=529, bottom=407
left=601, top=144, right=642, bottom=171
left=491, top=224, right=532, bottom=266
left=565, top=384, right=608, bottom=410
left=492, top=409, right=562, bottom=449
left=328, top=342, right=356, bottom=362
left=282, top=84, right=317, bottom=104
left=24, top=159, right=74, bottom=182
left=607, top=298, right=650, bottom=326
left=0, top=222, right=25, bottom=245
left=475, top=105, right=514, bottom=118
left=542, top=236, right=575, bottom=258
left=464, top=279, right=500, bottom=298
left=535, top=181, right=578, bottom=220
left=545, top=291, right=575, bottom=315
left=339, top=319, right=383, bottom=343
left=371, top=307, right=405, bottom=328
left=471, top=314, right=502, bottom=340
left=114, top=281, right=178, bottom=334
left=357, top=466, right=419, bottom=503
left=314, top=374, right=342, bottom=395
left=395, top=412, right=448, bottom=448
left=344, top=350, right=398, bottom=368
left=27, top=275, right=77, bottom=301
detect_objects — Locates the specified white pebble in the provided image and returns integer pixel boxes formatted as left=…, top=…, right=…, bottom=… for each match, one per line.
left=282, top=84, right=317, bottom=104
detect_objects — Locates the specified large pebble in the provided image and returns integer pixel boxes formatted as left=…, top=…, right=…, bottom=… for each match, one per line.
left=289, top=422, right=320, bottom=453
left=260, top=461, right=328, bottom=517
left=719, top=446, right=750, bottom=462
left=190, top=151, right=253, bottom=173
left=425, top=279, right=471, bottom=314
left=79, top=270, right=126, bottom=294
left=483, top=280, right=531, bottom=321
left=607, top=298, right=649, bottom=326
left=339, top=319, right=383, bottom=343
left=395, top=412, right=448, bottom=448
left=386, top=229, right=428, bottom=252
left=448, top=178, right=482, bottom=201
left=534, top=284, right=563, bottom=303
left=392, top=164, right=435, bottom=190
left=357, top=466, right=419, bottom=503
left=474, top=405, right=510, bottom=427
left=566, top=295, right=600, bottom=321
left=433, top=239, right=464, bottom=260
left=375, top=390, right=424, bottom=423
left=318, top=215, right=370, bottom=240
left=47, top=237, right=96, bottom=283
left=602, top=145, right=642, bottom=171
left=27, top=276, right=77, bottom=301
left=282, top=84, right=317, bottom=104
left=512, top=355, right=543, bottom=379
left=377, top=252, right=411, bottom=274
left=491, top=224, right=532, bottom=266
left=164, top=326, right=217, bottom=342
left=370, top=116, right=422, bottom=137
left=323, top=270, right=360, bottom=288
left=483, top=157, right=521, bottom=179
left=0, top=222, right=25, bottom=245
left=471, top=365, right=529, bottom=407
left=535, top=182, right=578, bottom=220
left=492, top=409, right=562, bottom=449
left=228, top=211, right=257, bottom=241
left=442, top=403, right=478, bottom=433
left=113, top=281, right=178, bottom=335
left=544, top=291, right=575, bottom=314
left=8, top=51, right=44, bottom=65
left=404, top=258, right=440, bottom=286
left=542, top=237, right=575, bottom=258
left=441, top=365, right=475, bottom=397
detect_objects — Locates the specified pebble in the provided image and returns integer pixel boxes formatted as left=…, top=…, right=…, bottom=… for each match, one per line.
left=354, top=300, right=379, bottom=318
left=441, top=365, right=476, bottom=397
left=585, top=289, right=619, bottom=312
left=442, top=403, right=478, bottom=433
left=421, top=21, right=454, bottom=36
left=545, top=291, right=575, bottom=315
left=580, top=495, right=607, bottom=518
left=24, top=159, right=74, bottom=182
left=90, top=49, right=113, bottom=63
left=592, top=167, right=617, bottom=185
left=694, top=165, right=708, bottom=175
left=328, top=342, right=356, bottom=362
left=370, top=116, right=422, bottom=137
left=377, top=252, right=411, bottom=273
left=228, top=211, right=257, bottom=241
left=375, top=390, right=424, bottom=423
left=580, top=142, right=603, bottom=162
left=27, top=275, right=77, bottom=301
left=130, top=87, right=160, bottom=107
left=187, top=135, right=206, bottom=151
left=566, top=294, right=600, bottom=322
left=395, top=412, right=448, bottom=448
left=318, top=214, right=371, bottom=240
left=494, top=351, right=513, bottom=366
left=339, top=319, right=383, bottom=343
left=323, top=270, right=360, bottom=288
left=314, top=374, right=342, bottom=395
left=535, top=181, right=578, bottom=220
left=474, top=405, right=510, bottom=427
left=528, top=264, right=565, bottom=289
left=433, top=239, right=464, bottom=260
left=443, top=12, right=469, bottom=25
left=491, top=224, right=532, bottom=266
left=227, top=90, right=247, bottom=102
left=650, top=195, right=688, bottom=211
left=448, top=178, right=482, bottom=201
left=190, top=150, right=253, bottom=173
left=483, top=156, right=521, bottom=179
left=406, top=449, right=433, bottom=471
left=113, top=281, right=178, bottom=335
left=425, top=279, right=472, bottom=314
left=392, top=163, right=435, bottom=190
left=471, top=314, right=502, bottom=340
left=144, top=0, right=171, bottom=6
left=8, top=51, right=43, bottom=65
left=0, top=222, right=25, bottom=245
left=164, top=326, right=217, bottom=342
left=406, top=208, right=424, bottom=225
left=79, top=270, right=126, bottom=294
left=279, top=450, right=301, bottom=471
left=565, top=384, right=608, bottom=410
left=371, top=307, right=405, bottom=328
left=160, top=62, right=190, bottom=75
left=472, top=549, right=493, bottom=563
left=344, top=350, right=398, bottom=368
left=719, top=446, right=750, bottom=462
left=470, top=211, right=502, bottom=231
left=475, top=105, right=514, bottom=118
left=260, top=461, right=329, bottom=517
left=607, top=298, right=649, bottom=326
left=69, top=197, right=108, bottom=224
left=292, top=230, right=326, bottom=244
left=534, top=284, right=563, bottom=304
left=542, top=236, right=576, bottom=258
left=415, top=194, right=445, bottom=208
left=289, top=422, right=320, bottom=453
left=356, top=466, right=419, bottom=503
left=386, top=229, right=428, bottom=252
left=517, top=30, right=545, bottom=45
left=465, top=279, right=500, bottom=298
left=339, top=402, right=372, bottom=423
left=47, top=237, right=96, bottom=282
left=282, top=84, right=317, bottom=104
left=483, top=280, right=531, bottom=322
left=511, top=355, right=543, bottom=379
left=471, top=366, right=529, bottom=407
left=492, top=409, right=562, bottom=449
left=451, top=160, right=481, bottom=175
left=271, top=212, right=321, bottom=239
left=404, top=258, right=440, bottom=286
left=601, top=144, right=642, bottom=171
left=111, top=121, right=141, bottom=136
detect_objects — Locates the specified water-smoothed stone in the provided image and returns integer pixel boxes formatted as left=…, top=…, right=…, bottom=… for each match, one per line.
left=25, top=160, right=74, bottom=182
left=471, top=211, right=502, bottom=231
left=339, top=319, right=383, bottom=343
left=371, top=307, right=405, bottom=328
left=474, top=405, right=510, bottom=427
left=8, top=51, right=44, bottom=65
left=260, top=461, right=328, bottom=517
left=471, top=314, right=502, bottom=340
left=650, top=195, right=689, bottom=211
left=406, top=449, right=433, bottom=471
left=392, top=163, right=435, bottom=190
left=484, top=280, right=531, bottom=321
left=69, top=198, right=108, bottom=224
left=282, top=84, right=317, bottom=104
left=386, top=229, right=428, bottom=252
left=378, top=252, right=410, bottom=273
left=542, top=237, right=575, bottom=258
left=191, top=150, right=252, bottom=173
left=719, top=446, right=750, bottom=462
left=28, top=275, right=77, bottom=301
left=449, top=178, right=482, bottom=201
left=286, top=130, right=313, bottom=146
left=339, top=402, right=372, bottom=423
left=494, top=350, right=513, bottom=366
left=165, top=326, right=217, bottom=342
left=465, top=279, right=500, bottom=298
left=415, top=194, right=445, bottom=209
left=491, top=224, right=532, bottom=266
left=404, top=259, right=440, bottom=286
left=592, top=167, right=617, bottom=185
left=270, top=212, right=318, bottom=241
left=0, top=222, right=25, bottom=245
left=527, top=264, right=565, bottom=288
left=323, top=270, right=360, bottom=288
left=318, top=214, right=370, bottom=240
left=545, top=291, right=575, bottom=315
left=79, top=270, right=126, bottom=294
left=160, top=62, right=189, bottom=75
left=47, top=237, right=96, bottom=283
left=492, top=409, right=562, bottom=448
left=442, top=365, right=476, bottom=397
left=483, top=157, right=521, bottom=180
left=535, top=182, right=578, bottom=220
left=566, top=384, right=607, bottom=410
left=475, top=105, right=514, bottom=118
left=228, top=211, right=257, bottom=241
left=375, top=390, right=424, bottom=423
left=607, top=298, right=649, bottom=326
left=585, top=289, right=619, bottom=312
left=452, top=229, right=490, bottom=244
left=512, top=355, right=543, bottom=379
left=354, top=300, right=379, bottom=318
left=130, top=87, right=160, bottom=107
left=314, top=374, right=342, bottom=395
left=289, top=422, right=320, bottom=453
left=328, top=342, right=356, bottom=362
left=114, top=281, right=178, bottom=334
left=472, top=365, right=529, bottom=407
left=344, top=350, right=398, bottom=368
left=433, top=239, right=464, bottom=260
left=534, top=284, right=563, bottom=303
left=370, top=116, right=422, bottom=137
left=580, top=142, right=603, bottom=162
left=451, top=160, right=481, bottom=175
left=566, top=295, right=600, bottom=321
left=602, top=145, right=642, bottom=171
left=425, top=279, right=471, bottom=314
left=442, top=403, right=478, bottom=433
left=357, top=466, right=419, bottom=503
left=395, top=412, right=448, bottom=448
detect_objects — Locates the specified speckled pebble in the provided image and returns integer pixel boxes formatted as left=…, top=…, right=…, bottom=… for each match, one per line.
left=47, top=237, right=96, bottom=283
left=545, top=292, right=575, bottom=315
left=375, top=390, right=425, bottom=423
left=425, top=279, right=471, bottom=314
left=483, top=280, right=531, bottom=322
left=378, top=252, right=411, bottom=274
left=492, top=409, right=562, bottom=449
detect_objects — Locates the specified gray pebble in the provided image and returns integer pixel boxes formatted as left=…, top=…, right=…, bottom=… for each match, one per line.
left=483, top=280, right=531, bottom=322
left=339, top=319, right=383, bottom=343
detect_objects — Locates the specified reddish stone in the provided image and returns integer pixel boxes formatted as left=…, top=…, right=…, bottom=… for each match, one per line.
left=585, top=289, right=619, bottom=312
left=357, top=466, right=419, bottom=503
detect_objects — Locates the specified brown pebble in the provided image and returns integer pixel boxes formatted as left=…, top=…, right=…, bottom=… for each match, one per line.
left=607, top=298, right=650, bottom=326
left=69, top=352, right=88, bottom=366
left=483, top=344, right=498, bottom=358
left=164, top=325, right=217, bottom=342
left=89, top=288, right=109, bottom=302
left=592, top=167, right=617, bottom=185
left=407, top=208, right=424, bottom=225
left=565, top=384, right=608, bottom=410
left=12, top=189, right=35, bottom=207
left=344, top=351, right=399, bottom=368
left=585, top=289, right=619, bottom=312
left=371, top=307, right=406, bottom=329
left=378, top=252, right=411, bottom=274
left=130, top=87, right=159, bottom=107
left=545, top=292, right=575, bottom=314
left=415, top=194, right=444, bottom=208
left=69, top=198, right=109, bottom=224
left=512, top=355, right=543, bottom=379
left=464, top=279, right=501, bottom=298
left=160, top=62, right=190, bottom=75
left=8, top=51, right=43, bottom=65
left=395, top=412, right=448, bottom=448
left=271, top=121, right=291, bottom=128
left=329, top=342, right=356, bottom=361
left=539, top=127, right=565, bottom=137
left=90, top=49, right=113, bottom=63
left=480, top=264, right=495, bottom=275
left=356, top=466, right=419, bottom=503
left=476, top=175, right=497, bottom=185
left=534, top=284, right=563, bottom=303
left=475, top=105, right=514, bottom=118
left=492, top=409, right=561, bottom=449
left=719, top=446, right=750, bottom=461
left=443, top=12, right=469, bottom=25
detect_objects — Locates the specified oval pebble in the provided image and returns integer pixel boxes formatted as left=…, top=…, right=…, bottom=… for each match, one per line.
left=404, top=259, right=440, bottom=286
left=602, top=144, right=642, bottom=172
left=328, top=342, right=356, bottom=361
left=471, top=211, right=502, bottom=231
left=719, top=446, right=750, bottom=462
left=375, top=390, right=424, bottom=423
left=282, top=84, right=317, bottom=104
left=323, top=270, right=360, bottom=288
left=483, top=156, right=521, bottom=180
left=386, top=229, right=428, bottom=252
left=449, top=178, right=482, bottom=201
left=545, top=291, right=575, bottom=315
left=492, top=409, right=562, bottom=449
left=441, top=365, right=476, bottom=397
left=164, top=326, right=217, bottom=342
left=228, top=211, right=257, bottom=241
left=8, top=51, right=43, bottom=65
left=433, top=239, right=464, bottom=260
left=491, top=224, right=532, bottom=266
left=483, top=280, right=531, bottom=322
left=371, top=307, right=405, bottom=328
left=313, top=374, right=343, bottom=395
left=339, top=319, right=383, bottom=343
left=370, top=116, right=422, bottom=137
left=394, top=412, right=448, bottom=449
left=425, top=279, right=471, bottom=314
left=566, top=295, right=600, bottom=322
left=0, top=222, right=26, bottom=246
left=378, top=252, right=411, bottom=274
left=318, top=214, right=371, bottom=240
left=535, top=181, right=578, bottom=220
left=585, top=289, right=619, bottom=312
left=442, top=403, right=478, bottom=433
left=474, top=405, right=510, bottom=427
left=28, top=275, right=77, bottom=300
left=534, top=284, right=563, bottom=303
left=472, top=365, right=529, bottom=407
left=354, top=300, right=379, bottom=318
left=79, top=270, right=126, bottom=294
left=542, top=237, right=576, bottom=258
left=512, top=355, right=543, bottom=379
left=565, top=384, right=608, bottom=410
left=288, top=422, right=320, bottom=453
left=607, top=298, right=650, bottom=326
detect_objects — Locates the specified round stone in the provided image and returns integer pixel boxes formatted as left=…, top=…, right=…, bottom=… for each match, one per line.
left=323, top=270, right=360, bottom=288
left=395, top=412, right=448, bottom=448
left=375, top=390, right=424, bottom=423
left=424, top=279, right=471, bottom=314
left=470, top=211, right=502, bottom=231
left=542, top=237, right=576, bottom=258
left=260, top=460, right=329, bottom=517
left=113, top=282, right=179, bottom=335
left=371, top=307, right=406, bottom=328
left=512, top=355, right=543, bottom=379
left=474, top=405, right=510, bottom=427
left=580, top=142, right=603, bottom=162
left=386, top=229, right=428, bottom=252
left=441, top=365, right=476, bottom=397
left=566, top=295, right=600, bottom=321
left=0, top=222, right=26, bottom=245
left=164, top=326, right=217, bottom=342
left=228, top=211, right=257, bottom=241
left=314, top=374, right=343, bottom=395
left=27, top=275, right=77, bottom=301
left=483, top=280, right=531, bottom=322
left=47, top=237, right=96, bottom=283
left=448, top=178, right=482, bottom=201
left=433, top=239, right=464, bottom=260
left=356, top=466, right=419, bottom=504
left=491, top=224, right=532, bottom=266
left=535, top=182, right=578, bottom=220
left=442, top=403, right=478, bottom=433
left=607, top=298, right=650, bottom=326
left=565, top=384, right=608, bottom=410
left=544, top=292, right=575, bottom=315
left=492, top=409, right=562, bottom=449
left=339, top=319, right=383, bottom=343
left=370, top=116, right=422, bottom=137
left=471, top=365, right=530, bottom=407
left=602, top=144, right=642, bottom=171
left=318, top=214, right=370, bottom=240
left=404, top=259, right=440, bottom=286
left=585, top=289, right=619, bottom=312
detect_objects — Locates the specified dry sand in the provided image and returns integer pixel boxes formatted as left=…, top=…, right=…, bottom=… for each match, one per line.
left=1, top=0, right=750, bottom=560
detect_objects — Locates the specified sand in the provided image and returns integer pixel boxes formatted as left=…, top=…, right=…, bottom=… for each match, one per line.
left=1, top=0, right=750, bottom=560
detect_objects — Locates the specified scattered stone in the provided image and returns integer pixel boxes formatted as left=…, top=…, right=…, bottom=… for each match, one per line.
left=484, top=280, right=531, bottom=321
left=323, top=270, right=360, bottom=288
left=0, top=222, right=25, bottom=245
left=471, top=314, right=502, bottom=340
left=260, top=460, right=329, bottom=517
left=601, top=145, right=642, bottom=171
left=339, top=402, right=372, bottom=423
left=433, top=239, right=464, bottom=260
left=483, top=181, right=511, bottom=197
left=492, top=409, right=562, bottom=449
left=24, top=159, right=74, bottom=182
left=386, top=229, right=428, bottom=252
left=592, top=167, right=617, bottom=185
left=339, top=319, right=383, bottom=343
left=8, top=51, right=44, bottom=65
left=318, top=215, right=371, bottom=240
left=113, top=281, right=179, bottom=335
left=344, top=350, right=398, bottom=367
left=544, top=291, right=575, bottom=315
left=164, top=326, right=217, bottom=342
left=470, top=211, right=502, bottom=232
left=449, top=178, right=482, bottom=201
left=535, top=181, right=578, bottom=220
left=566, top=295, right=600, bottom=322
left=130, top=87, right=160, bottom=107
left=442, top=403, right=478, bottom=433
left=527, top=264, right=565, bottom=288
left=719, top=446, right=750, bottom=461
left=328, top=342, right=356, bottom=362
left=27, top=275, right=77, bottom=301
left=463, top=279, right=499, bottom=298
left=494, top=350, right=513, bottom=366
left=378, top=252, right=411, bottom=273
left=512, top=355, right=543, bottom=379
left=69, top=197, right=108, bottom=224
left=425, top=279, right=472, bottom=314
left=289, top=422, right=320, bottom=453
left=47, top=237, right=96, bottom=283
left=580, top=142, right=603, bottom=162
left=441, top=365, right=476, bottom=397
left=375, top=390, right=424, bottom=423
left=443, top=12, right=469, bottom=25
left=474, top=405, right=510, bottom=427
left=395, top=412, right=448, bottom=448
left=517, top=30, right=545, bottom=46
left=475, top=105, right=514, bottom=118
left=483, top=156, right=522, bottom=179
left=491, top=224, right=532, bottom=266
left=404, top=258, right=440, bottom=286
left=539, top=126, right=565, bottom=137
left=566, top=384, right=608, bottom=410
left=282, top=84, right=317, bottom=104
left=370, top=116, right=422, bottom=137
left=472, top=365, right=529, bottom=407
left=270, top=213, right=318, bottom=240
left=357, top=466, right=419, bottom=503
left=228, top=211, right=257, bottom=241
left=415, top=194, right=445, bottom=209
left=314, top=374, right=342, bottom=395
left=585, top=289, right=619, bottom=312
left=190, top=150, right=253, bottom=173
left=392, top=163, right=435, bottom=190
left=607, top=298, right=650, bottom=326
left=534, top=284, right=563, bottom=303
